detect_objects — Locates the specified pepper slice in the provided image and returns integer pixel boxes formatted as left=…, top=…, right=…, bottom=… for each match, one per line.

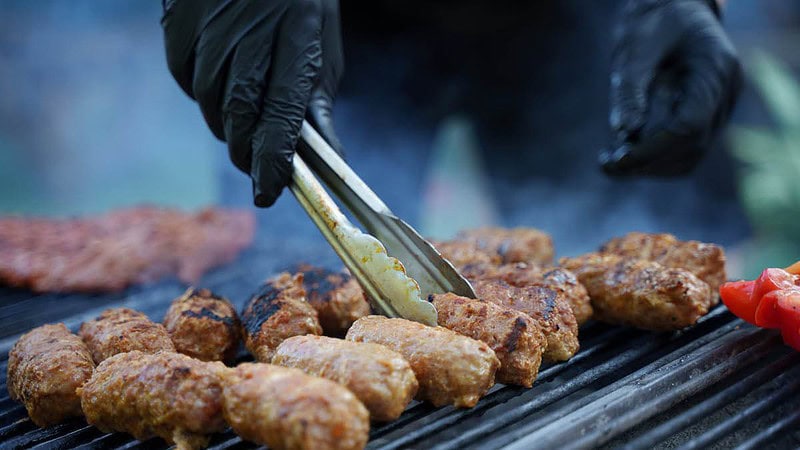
left=785, top=260, right=800, bottom=276
left=720, top=280, right=757, bottom=325
left=775, top=290, right=800, bottom=351
left=751, top=268, right=797, bottom=307
left=755, top=290, right=784, bottom=329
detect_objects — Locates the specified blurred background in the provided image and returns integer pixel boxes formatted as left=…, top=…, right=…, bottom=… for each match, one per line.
left=0, top=0, right=798, bottom=278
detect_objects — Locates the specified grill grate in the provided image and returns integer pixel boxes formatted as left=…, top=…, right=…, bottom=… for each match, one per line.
left=1, top=260, right=800, bottom=449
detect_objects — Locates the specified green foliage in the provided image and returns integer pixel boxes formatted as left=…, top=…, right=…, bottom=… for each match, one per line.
left=728, top=50, right=800, bottom=276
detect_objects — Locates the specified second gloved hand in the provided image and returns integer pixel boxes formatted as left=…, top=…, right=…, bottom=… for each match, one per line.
left=162, top=0, right=344, bottom=207
left=600, top=0, right=742, bottom=176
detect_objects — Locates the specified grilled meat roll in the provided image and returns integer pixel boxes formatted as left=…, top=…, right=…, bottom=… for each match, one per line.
left=221, top=363, right=369, bottom=450
left=241, top=273, right=322, bottom=362
left=462, top=262, right=593, bottom=326
left=7, top=323, right=95, bottom=427
left=434, top=239, right=499, bottom=268
left=163, top=287, right=241, bottom=363
left=599, top=232, right=727, bottom=292
left=272, top=335, right=417, bottom=421
left=431, top=293, right=546, bottom=387
left=473, top=280, right=579, bottom=361
left=79, top=351, right=227, bottom=450
left=436, top=227, right=554, bottom=268
left=78, top=308, right=175, bottom=364
left=456, top=227, right=555, bottom=265
left=297, top=266, right=370, bottom=336
left=560, top=253, right=714, bottom=331
left=346, top=315, right=499, bottom=408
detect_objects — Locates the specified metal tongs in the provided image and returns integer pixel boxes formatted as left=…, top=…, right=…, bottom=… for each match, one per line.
left=289, top=121, right=476, bottom=326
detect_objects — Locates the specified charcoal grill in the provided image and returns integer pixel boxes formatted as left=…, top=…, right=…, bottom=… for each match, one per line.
left=1, top=244, right=800, bottom=450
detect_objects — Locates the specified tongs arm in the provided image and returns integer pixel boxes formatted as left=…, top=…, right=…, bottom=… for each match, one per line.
left=295, top=121, right=476, bottom=301
left=289, top=126, right=438, bottom=325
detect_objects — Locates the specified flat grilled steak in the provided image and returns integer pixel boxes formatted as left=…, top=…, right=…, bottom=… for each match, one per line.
left=0, top=206, right=255, bottom=293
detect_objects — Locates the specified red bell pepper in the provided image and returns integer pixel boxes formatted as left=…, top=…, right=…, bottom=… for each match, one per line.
left=719, top=267, right=800, bottom=352
left=785, top=260, right=800, bottom=275
left=756, top=290, right=786, bottom=329
left=776, top=290, right=800, bottom=351
left=719, top=280, right=757, bottom=325
left=751, top=268, right=797, bottom=305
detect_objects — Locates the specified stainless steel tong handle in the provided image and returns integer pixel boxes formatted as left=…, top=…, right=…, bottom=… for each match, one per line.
left=289, top=120, right=476, bottom=325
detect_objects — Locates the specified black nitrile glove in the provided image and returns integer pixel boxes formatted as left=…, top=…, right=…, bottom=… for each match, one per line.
left=162, top=0, right=344, bottom=207
left=600, top=0, right=742, bottom=176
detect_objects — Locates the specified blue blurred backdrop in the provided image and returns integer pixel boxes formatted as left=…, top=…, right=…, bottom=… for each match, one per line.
left=0, top=0, right=798, bottom=276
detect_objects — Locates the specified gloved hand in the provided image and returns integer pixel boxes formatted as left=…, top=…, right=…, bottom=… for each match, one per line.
left=600, top=0, right=742, bottom=176
left=162, top=0, right=344, bottom=207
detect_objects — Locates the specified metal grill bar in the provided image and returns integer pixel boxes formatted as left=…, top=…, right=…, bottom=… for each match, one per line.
left=1, top=282, right=799, bottom=448
left=406, top=309, right=736, bottom=450
left=679, top=362, right=800, bottom=450
left=501, top=328, right=776, bottom=449
left=369, top=327, right=648, bottom=449
left=625, top=351, right=800, bottom=448
left=735, top=407, right=800, bottom=450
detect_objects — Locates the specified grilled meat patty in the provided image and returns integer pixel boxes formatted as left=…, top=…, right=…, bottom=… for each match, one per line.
left=432, top=293, right=546, bottom=387
left=79, top=308, right=175, bottom=364
left=599, top=232, right=727, bottom=292
left=221, top=363, right=370, bottom=450
left=462, top=262, right=593, bottom=326
left=296, top=266, right=371, bottom=336
left=560, top=253, right=714, bottom=331
left=346, top=315, right=499, bottom=408
left=163, top=288, right=241, bottom=363
left=79, top=351, right=227, bottom=450
left=434, top=239, right=499, bottom=268
left=272, top=335, right=418, bottom=421
left=241, top=273, right=322, bottom=362
left=436, top=227, right=554, bottom=267
left=0, top=206, right=254, bottom=293
left=457, top=227, right=555, bottom=265
left=473, top=280, right=579, bottom=361
left=7, top=323, right=95, bottom=427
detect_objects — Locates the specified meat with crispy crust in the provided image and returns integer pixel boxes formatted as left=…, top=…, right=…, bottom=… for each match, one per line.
left=346, top=315, right=499, bottom=408
left=473, top=279, right=579, bottom=361
left=432, top=293, right=546, bottom=387
left=599, top=232, right=727, bottom=292
left=221, top=362, right=369, bottom=450
left=296, top=265, right=371, bottom=336
left=79, top=307, right=175, bottom=364
left=272, top=335, right=417, bottom=421
left=458, top=227, right=554, bottom=264
left=241, top=273, right=322, bottom=362
left=462, top=262, right=593, bottom=325
left=560, top=253, right=714, bottom=331
left=7, top=323, right=95, bottom=427
left=0, top=206, right=254, bottom=293
left=163, top=287, right=241, bottom=363
left=79, top=351, right=227, bottom=449
left=434, top=239, right=500, bottom=268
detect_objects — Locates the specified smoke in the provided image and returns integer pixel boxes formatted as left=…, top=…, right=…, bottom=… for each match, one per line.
left=0, top=0, right=764, bottom=277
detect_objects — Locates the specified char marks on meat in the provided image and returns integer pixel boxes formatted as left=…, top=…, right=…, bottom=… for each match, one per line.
left=0, top=206, right=255, bottom=293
